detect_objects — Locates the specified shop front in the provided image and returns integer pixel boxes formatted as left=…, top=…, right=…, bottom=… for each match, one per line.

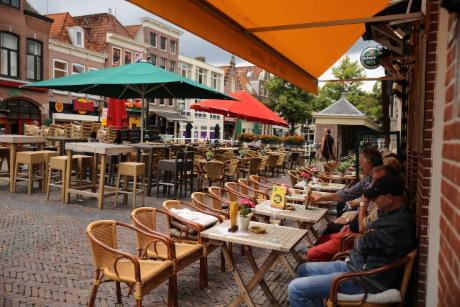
left=50, top=98, right=101, bottom=124
left=0, top=98, right=42, bottom=134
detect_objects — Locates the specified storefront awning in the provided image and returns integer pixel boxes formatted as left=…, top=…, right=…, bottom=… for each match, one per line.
left=128, top=0, right=389, bottom=93
left=153, top=111, right=190, bottom=122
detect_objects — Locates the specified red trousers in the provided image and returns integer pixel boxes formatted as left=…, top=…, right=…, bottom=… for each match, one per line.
left=307, top=229, right=351, bottom=262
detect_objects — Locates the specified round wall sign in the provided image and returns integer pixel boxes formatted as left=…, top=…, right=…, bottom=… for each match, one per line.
left=360, top=47, right=382, bottom=70
left=55, top=102, right=64, bottom=112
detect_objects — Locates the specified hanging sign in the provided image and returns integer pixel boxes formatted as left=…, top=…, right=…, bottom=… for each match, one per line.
left=360, top=47, right=382, bottom=70
left=73, top=98, right=94, bottom=115
left=55, top=102, right=64, bottom=113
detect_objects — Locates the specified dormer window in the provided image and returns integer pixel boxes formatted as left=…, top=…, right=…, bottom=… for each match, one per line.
left=68, top=26, right=84, bottom=48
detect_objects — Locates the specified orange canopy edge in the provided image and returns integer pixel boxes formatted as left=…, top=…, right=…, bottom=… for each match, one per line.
left=128, top=0, right=389, bottom=94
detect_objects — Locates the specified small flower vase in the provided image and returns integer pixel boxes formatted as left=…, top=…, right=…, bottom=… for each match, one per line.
left=312, top=177, right=319, bottom=184
left=238, top=215, right=251, bottom=232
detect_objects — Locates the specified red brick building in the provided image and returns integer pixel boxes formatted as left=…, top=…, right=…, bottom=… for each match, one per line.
left=0, top=0, right=52, bottom=133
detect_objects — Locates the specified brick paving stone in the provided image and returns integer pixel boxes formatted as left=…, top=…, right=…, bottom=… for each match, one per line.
left=0, top=174, right=314, bottom=306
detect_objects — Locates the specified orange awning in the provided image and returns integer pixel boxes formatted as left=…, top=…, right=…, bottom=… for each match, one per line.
left=128, top=0, right=389, bottom=94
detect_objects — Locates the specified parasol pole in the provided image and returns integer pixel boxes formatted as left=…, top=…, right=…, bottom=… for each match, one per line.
left=140, top=90, right=145, bottom=143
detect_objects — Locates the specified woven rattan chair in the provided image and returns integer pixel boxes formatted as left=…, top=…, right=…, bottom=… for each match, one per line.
left=208, top=186, right=239, bottom=207
left=288, top=169, right=301, bottom=188
left=199, top=160, right=226, bottom=190
left=191, top=191, right=230, bottom=217
left=326, top=249, right=418, bottom=307
left=162, top=200, right=224, bottom=286
left=131, top=208, right=205, bottom=291
left=86, top=220, right=175, bottom=307
left=267, top=153, right=280, bottom=177
left=237, top=178, right=269, bottom=203
left=248, top=175, right=277, bottom=192
left=276, top=152, right=287, bottom=175
left=224, top=158, right=240, bottom=181
left=240, top=157, right=262, bottom=178
left=259, top=155, right=268, bottom=175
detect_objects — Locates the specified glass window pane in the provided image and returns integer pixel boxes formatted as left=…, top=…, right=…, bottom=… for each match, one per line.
left=54, top=61, right=66, bottom=71
left=36, top=58, right=41, bottom=80
left=9, top=51, right=17, bottom=77
left=0, top=49, right=7, bottom=75
left=72, top=64, right=84, bottom=74
left=27, top=55, right=34, bottom=79
left=1, top=33, right=17, bottom=50
left=27, top=40, right=41, bottom=55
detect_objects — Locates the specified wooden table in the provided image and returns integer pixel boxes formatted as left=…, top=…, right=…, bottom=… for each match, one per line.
left=254, top=200, right=327, bottom=245
left=0, top=135, right=46, bottom=192
left=295, top=182, right=346, bottom=192
left=46, top=136, right=87, bottom=155
left=132, top=143, right=169, bottom=196
left=201, top=220, right=307, bottom=307
left=64, top=142, right=135, bottom=209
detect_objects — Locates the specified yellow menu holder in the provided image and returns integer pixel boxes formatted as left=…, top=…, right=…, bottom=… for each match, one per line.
left=228, top=201, right=239, bottom=232
left=271, top=186, right=287, bottom=209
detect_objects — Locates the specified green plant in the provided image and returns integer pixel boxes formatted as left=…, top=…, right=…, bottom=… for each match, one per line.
left=238, top=132, right=256, bottom=142
left=239, top=199, right=255, bottom=217
left=338, top=160, right=352, bottom=173
left=205, top=151, right=214, bottom=160
left=43, top=118, right=52, bottom=126
left=257, top=134, right=280, bottom=144
left=283, top=135, right=304, bottom=146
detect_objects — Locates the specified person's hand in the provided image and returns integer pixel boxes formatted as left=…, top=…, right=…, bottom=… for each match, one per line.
left=334, top=217, right=349, bottom=224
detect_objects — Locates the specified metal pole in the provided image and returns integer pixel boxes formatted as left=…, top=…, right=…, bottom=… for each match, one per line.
left=140, top=91, right=145, bottom=143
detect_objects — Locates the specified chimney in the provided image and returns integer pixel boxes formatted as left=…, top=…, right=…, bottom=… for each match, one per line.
left=340, top=88, right=346, bottom=99
left=108, top=8, right=113, bottom=15
left=195, top=56, right=206, bottom=62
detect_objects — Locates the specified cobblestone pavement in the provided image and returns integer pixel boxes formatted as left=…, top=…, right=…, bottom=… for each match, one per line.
left=0, top=176, right=312, bottom=307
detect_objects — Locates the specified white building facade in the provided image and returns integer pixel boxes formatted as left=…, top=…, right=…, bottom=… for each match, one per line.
left=178, top=55, right=224, bottom=141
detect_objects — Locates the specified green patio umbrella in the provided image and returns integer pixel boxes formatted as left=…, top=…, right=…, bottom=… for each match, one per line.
left=26, top=61, right=235, bottom=141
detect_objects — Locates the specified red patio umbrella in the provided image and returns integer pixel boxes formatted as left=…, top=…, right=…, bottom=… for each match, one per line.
left=191, top=91, right=288, bottom=127
left=107, top=98, right=128, bottom=128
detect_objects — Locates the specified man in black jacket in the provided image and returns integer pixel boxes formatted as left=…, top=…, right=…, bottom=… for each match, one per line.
left=288, top=174, right=416, bottom=307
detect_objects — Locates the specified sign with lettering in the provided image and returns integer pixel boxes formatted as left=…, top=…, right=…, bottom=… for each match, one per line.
left=73, top=98, right=94, bottom=115
left=55, top=102, right=64, bottom=113
left=360, top=47, right=382, bottom=70
left=271, top=186, right=287, bottom=209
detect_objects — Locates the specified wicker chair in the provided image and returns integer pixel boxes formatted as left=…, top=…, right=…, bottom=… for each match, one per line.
left=131, top=208, right=205, bottom=291
left=276, top=152, right=287, bottom=175
left=224, top=158, right=240, bottom=181
left=240, top=157, right=262, bottom=178
left=86, top=220, right=175, bottom=307
left=248, top=175, right=277, bottom=192
left=267, top=153, right=280, bottom=177
left=326, top=249, right=418, bottom=307
left=191, top=192, right=230, bottom=217
left=259, top=155, right=268, bottom=175
left=225, top=181, right=268, bottom=203
left=162, top=200, right=224, bottom=285
left=237, top=178, right=269, bottom=201
left=287, top=169, right=301, bottom=188
left=199, top=160, right=226, bottom=190
left=208, top=186, right=239, bottom=207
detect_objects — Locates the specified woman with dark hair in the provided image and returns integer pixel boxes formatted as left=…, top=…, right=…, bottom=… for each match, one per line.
left=320, top=128, right=335, bottom=161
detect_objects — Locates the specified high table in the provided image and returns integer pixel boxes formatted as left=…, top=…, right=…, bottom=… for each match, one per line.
left=64, top=142, right=135, bottom=209
left=201, top=220, right=307, bottom=307
left=132, top=143, right=169, bottom=196
left=253, top=200, right=328, bottom=246
left=46, top=136, right=87, bottom=155
left=0, top=135, right=46, bottom=192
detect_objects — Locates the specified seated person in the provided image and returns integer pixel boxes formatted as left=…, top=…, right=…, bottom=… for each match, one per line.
left=306, top=165, right=394, bottom=262
left=288, top=173, right=416, bottom=307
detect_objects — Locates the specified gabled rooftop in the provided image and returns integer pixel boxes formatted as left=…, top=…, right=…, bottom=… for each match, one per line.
left=318, top=93, right=365, bottom=116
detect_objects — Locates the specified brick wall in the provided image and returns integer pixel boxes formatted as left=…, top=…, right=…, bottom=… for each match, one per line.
left=437, top=12, right=460, bottom=307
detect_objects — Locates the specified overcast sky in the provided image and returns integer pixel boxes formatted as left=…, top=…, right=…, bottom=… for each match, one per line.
left=29, top=0, right=384, bottom=91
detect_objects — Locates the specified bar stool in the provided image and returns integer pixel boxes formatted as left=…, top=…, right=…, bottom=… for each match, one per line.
left=72, top=155, right=92, bottom=187
left=114, top=162, right=145, bottom=209
left=13, top=151, right=46, bottom=194
left=46, top=156, right=67, bottom=202
left=36, top=150, right=59, bottom=189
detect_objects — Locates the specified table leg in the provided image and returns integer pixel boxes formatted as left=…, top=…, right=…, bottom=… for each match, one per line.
left=221, top=245, right=255, bottom=307
left=147, top=150, right=153, bottom=196
left=278, top=254, right=297, bottom=278
left=245, top=246, right=279, bottom=306
left=64, top=150, right=72, bottom=203
left=8, top=144, right=16, bottom=193
left=91, top=154, right=97, bottom=192
left=98, top=154, right=106, bottom=210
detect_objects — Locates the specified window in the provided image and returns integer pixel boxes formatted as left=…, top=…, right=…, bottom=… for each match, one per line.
left=53, top=59, right=68, bottom=94
left=211, top=72, right=221, bottom=90
left=68, top=27, right=84, bottom=48
left=196, top=68, right=207, bottom=85
left=149, top=32, right=157, bottom=47
left=1, top=0, right=19, bottom=8
left=159, top=57, right=166, bottom=69
left=170, top=40, right=177, bottom=54
left=112, top=48, right=121, bottom=66
left=231, top=79, right=236, bottom=92
left=0, top=32, right=18, bottom=78
left=26, top=40, right=42, bottom=81
left=169, top=60, right=175, bottom=73
left=160, top=37, right=167, bottom=51
left=159, top=98, right=165, bottom=106
left=168, top=99, right=174, bottom=107
left=71, top=64, right=85, bottom=97
left=135, top=53, right=143, bottom=62
left=210, top=114, right=220, bottom=120
left=179, top=62, right=191, bottom=79
left=124, top=50, right=132, bottom=64
left=148, top=54, right=157, bottom=65
left=195, top=111, right=207, bottom=118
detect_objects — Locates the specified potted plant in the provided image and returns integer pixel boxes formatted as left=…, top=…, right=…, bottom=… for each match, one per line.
left=312, top=172, right=319, bottom=184
left=205, top=150, right=214, bottom=161
left=238, top=198, right=255, bottom=231
left=337, top=161, right=351, bottom=177
left=238, top=149, right=246, bottom=158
